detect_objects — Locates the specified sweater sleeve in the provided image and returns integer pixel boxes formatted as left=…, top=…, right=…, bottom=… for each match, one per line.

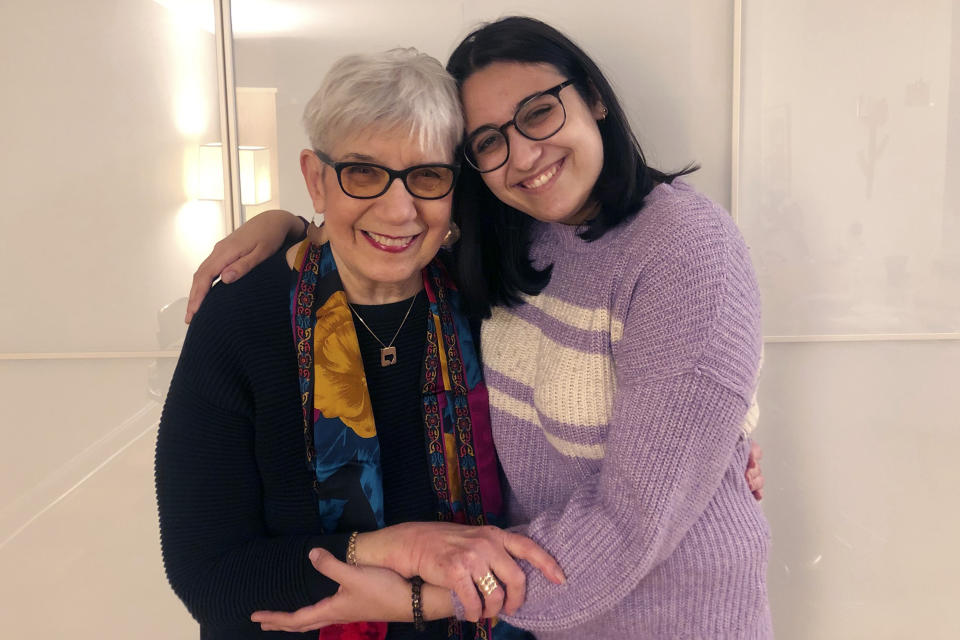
left=154, top=288, right=348, bottom=628
left=499, top=209, right=763, bottom=631
left=283, top=215, right=311, bottom=249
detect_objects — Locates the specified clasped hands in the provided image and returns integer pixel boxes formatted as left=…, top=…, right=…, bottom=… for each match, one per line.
left=252, top=522, right=565, bottom=633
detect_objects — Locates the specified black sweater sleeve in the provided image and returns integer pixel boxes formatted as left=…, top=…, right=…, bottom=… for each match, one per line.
left=154, top=252, right=348, bottom=635
left=283, top=215, right=311, bottom=249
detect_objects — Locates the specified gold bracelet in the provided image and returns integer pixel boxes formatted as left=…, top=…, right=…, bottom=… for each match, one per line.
left=346, top=531, right=359, bottom=566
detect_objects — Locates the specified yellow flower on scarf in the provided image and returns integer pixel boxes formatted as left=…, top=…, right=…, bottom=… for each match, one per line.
left=312, top=290, right=376, bottom=438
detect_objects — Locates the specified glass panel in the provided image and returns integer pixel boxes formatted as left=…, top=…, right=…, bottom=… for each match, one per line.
left=740, top=0, right=960, bottom=335
left=0, top=0, right=228, bottom=353
left=229, top=0, right=735, bottom=222
left=758, top=340, right=960, bottom=640
left=230, top=1, right=471, bottom=223
left=741, top=2, right=960, bottom=638
left=0, top=0, right=225, bottom=636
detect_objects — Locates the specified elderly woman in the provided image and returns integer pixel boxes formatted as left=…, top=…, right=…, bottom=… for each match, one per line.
left=155, top=48, right=562, bottom=640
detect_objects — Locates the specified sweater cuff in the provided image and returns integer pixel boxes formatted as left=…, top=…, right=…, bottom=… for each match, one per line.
left=303, top=533, right=351, bottom=602
left=450, top=590, right=467, bottom=621
left=281, top=216, right=311, bottom=250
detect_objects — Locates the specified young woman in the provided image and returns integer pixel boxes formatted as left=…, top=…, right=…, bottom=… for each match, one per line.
left=194, top=17, right=770, bottom=639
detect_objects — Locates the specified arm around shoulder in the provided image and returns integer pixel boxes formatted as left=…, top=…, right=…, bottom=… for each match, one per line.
left=186, top=209, right=305, bottom=323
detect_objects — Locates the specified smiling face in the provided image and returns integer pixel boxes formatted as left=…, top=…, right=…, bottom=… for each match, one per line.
left=461, top=62, right=606, bottom=225
left=300, top=126, right=453, bottom=304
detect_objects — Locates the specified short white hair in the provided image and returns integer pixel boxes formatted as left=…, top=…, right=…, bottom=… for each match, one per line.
left=303, top=48, right=463, bottom=157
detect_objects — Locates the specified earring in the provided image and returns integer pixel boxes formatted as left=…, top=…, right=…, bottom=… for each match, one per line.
left=599, top=105, right=608, bottom=120
left=312, top=212, right=325, bottom=227
left=442, top=220, right=461, bottom=248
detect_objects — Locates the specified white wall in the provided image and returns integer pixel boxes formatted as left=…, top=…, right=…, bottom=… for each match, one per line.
left=2, top=0, right=957, bottom=638
left=760, top=340, right=960, bottom=639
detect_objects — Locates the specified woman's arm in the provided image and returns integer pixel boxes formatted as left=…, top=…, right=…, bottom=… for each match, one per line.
left=492, top=213, right=764, bottom=631
left=747, top=439, right=764, bottom=499
left=158, top=376, right=556, bottom=626
left=156, top=386, right=347, bottom=626
left=251, top=549, right=456, bottom=633
left=186, top=209, right=304, bottom=322
left=497, top=377, right=754, bottom=631
left=156, top=298, right=346, bottom=627
left=354, top=521, right=563, bottom=620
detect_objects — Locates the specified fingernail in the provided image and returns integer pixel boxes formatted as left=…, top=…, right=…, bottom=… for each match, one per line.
left=309, top=548, right=321, bottom=563
left=222, top=270, right=236, bottom=283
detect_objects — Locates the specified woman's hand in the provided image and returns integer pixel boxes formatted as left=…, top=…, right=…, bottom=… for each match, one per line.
left=746, top=440, right=764, bottom=500
left=358, top=522, right=565, bottom=622
left=251, top=548, right=452, bottom=632
left=185, top=210, right=303, bottom=323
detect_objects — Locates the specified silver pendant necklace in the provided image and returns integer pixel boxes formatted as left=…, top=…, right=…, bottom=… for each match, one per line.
left=348, top=290, right=420, bottom=367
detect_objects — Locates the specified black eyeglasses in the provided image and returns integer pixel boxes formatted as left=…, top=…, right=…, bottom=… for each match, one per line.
left=314, top=150, right=460, bottom=200
left=464, top=79, right=575, bottom=173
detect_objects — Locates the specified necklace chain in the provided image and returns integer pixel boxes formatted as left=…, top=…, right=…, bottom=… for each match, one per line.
left=348, top=291, right=420, bottom=367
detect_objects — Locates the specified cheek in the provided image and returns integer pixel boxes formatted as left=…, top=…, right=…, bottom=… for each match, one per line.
left=324, top=201, right=365, bottom=234
left=428, top=200, right=452, bottom=227
left=588, top=130, right=604, bottom=171
left=480, top=172, right=510, bottom=201
left=419, top=203, right=452, bottom=243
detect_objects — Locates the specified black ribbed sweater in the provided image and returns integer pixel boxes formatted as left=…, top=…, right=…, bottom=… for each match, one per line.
left=155, top=248, right=443, bottom=639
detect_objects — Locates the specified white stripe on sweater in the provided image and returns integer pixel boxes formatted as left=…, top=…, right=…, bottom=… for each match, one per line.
left=485, top=303, right=760, bottom=437
left=523, top=293, right=625, bottom=342
left=484, top=306, right=617, bottom=429
left=488, top=387, right=606, bottom=460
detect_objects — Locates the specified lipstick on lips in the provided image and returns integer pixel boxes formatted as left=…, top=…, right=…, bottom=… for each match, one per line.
left=362, top=230, right=420, bottom=253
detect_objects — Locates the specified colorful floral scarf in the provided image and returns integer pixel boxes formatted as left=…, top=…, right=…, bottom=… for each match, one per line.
left=291, top=241, right=503, bottom=640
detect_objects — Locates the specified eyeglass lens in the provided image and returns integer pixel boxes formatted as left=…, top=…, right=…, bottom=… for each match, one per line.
left=467, top=91, right=567, bottom=172
left=339, top=164, right=456, bottom=199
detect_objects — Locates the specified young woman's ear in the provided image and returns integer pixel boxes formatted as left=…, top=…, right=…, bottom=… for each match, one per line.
left=586, top=80, right=607, bottom=120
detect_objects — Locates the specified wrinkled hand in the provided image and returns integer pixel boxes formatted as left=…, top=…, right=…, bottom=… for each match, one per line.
left=251, top=548, right=411, bottom=633
left=363, top=522, right=564, bottom=623
left=185, top=210, right=301, bottom=323
left=746, top=440, right=764, bottom=500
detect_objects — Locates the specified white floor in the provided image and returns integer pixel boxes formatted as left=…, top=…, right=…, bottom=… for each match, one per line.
left=0, top=421, right=196, bottom=637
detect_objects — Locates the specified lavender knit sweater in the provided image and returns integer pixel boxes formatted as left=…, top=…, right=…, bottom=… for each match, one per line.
left=480, top=181, right=772, bottom=639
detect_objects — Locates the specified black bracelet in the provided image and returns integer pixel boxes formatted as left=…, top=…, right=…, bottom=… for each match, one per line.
left=410, top=576, right=425, bottom=631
